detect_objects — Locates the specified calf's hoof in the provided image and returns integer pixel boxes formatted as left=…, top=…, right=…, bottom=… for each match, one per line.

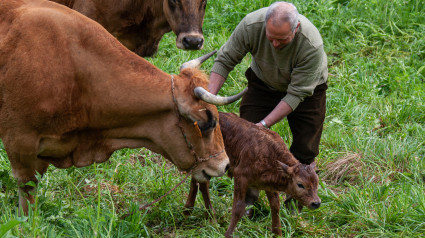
left=245, top=207, right=254, bottom=218
left=183, top=209, right=192, bottom=216
left=224, top=231, right=233, bottom=238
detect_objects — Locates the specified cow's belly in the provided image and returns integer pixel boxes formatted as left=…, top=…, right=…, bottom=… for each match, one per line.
left=38, top=135, right=77, bottom=158
left=37, top=135, right=112, bottom=168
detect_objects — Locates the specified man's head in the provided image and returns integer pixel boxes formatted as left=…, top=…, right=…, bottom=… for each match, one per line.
left=265, top=2, right=300, bottom=49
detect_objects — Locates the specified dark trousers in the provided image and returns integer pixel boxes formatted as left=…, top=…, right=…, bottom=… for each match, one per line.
left=240, top=68, right=327, bottom=164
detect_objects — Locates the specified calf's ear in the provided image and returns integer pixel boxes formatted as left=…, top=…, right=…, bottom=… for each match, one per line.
left=309, top=161, right=316, bottom=170
left=276, top=160, right=293, bottom=176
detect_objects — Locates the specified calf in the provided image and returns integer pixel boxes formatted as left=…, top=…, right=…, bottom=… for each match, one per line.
left=184, top=112, right=321, bottom=237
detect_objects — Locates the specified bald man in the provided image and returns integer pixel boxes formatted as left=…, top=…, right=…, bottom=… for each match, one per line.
left=209, top=1, right=328, bottom=214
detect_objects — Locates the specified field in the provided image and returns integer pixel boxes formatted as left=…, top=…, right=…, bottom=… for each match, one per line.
left=1, top=0, right=424, bottom=237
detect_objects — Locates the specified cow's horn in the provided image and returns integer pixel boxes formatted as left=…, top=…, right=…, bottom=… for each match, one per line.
left=180, top=50, right=217, bottom=71
left=194, top=87, right=248, bottom=106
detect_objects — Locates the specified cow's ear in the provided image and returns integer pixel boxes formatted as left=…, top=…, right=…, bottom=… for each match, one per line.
left=276, top=160, right=292, bottom=176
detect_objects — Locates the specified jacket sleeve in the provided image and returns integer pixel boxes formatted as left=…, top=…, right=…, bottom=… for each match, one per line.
left=211, top=18, right=251, bottom=78
left=283, top=43, right=326, bottom=110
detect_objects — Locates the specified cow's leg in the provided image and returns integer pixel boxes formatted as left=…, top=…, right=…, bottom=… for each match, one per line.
left=8, top=152, right=49, bottom=215
left=225, top=177, right=248, bottom=238
left=198, top=180, right=216, bottom=218
left=183, top=177, right=199, bottom=216
left=266, top=191, right=282, bottom=236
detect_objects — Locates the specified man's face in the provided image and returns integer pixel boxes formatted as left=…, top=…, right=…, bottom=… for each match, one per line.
left=266, top=20, right=299, bottom=49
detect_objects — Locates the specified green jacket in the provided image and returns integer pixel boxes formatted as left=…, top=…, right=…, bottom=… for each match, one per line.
left=211, top=7, right=328, bottom=110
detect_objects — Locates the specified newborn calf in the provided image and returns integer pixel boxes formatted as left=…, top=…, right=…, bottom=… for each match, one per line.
left=184, top=112, right=321, bottom=237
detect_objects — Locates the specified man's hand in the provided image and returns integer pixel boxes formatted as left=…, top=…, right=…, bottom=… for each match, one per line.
left=259, top=101, right=293, bottom=128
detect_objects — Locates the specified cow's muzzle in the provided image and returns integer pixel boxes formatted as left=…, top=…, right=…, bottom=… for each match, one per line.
left=183, top=35, right=204, bottom=50
left=177, top=32, right=204, bottom=50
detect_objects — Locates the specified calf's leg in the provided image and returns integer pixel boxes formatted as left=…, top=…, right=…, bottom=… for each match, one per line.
left=245, top=187, right=259, bottom=218
left=184, top=177, right=199, bottom=216
left=266, top=191, right=282, bottom=236
left=184, top=178, right=214, bottom=217
left=198, top=180, right=215, bottom=217
left=225, top=177, right=248, bottom=238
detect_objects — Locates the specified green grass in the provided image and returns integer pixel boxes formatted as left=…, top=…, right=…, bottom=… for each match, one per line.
left=1, top=0, right=424, bottom=237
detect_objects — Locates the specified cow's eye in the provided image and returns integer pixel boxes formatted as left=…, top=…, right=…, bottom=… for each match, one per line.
left=297, top=183, right=305, bottom=189
left=198, top=109, right=216, bottom=133
left=169, top=0, right=179, bottom=5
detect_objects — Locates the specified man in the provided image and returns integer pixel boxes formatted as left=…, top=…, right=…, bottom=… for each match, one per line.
left=208, top=2, right=328, bottom=213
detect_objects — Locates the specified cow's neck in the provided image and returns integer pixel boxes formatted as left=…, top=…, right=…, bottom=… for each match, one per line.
left=91, top=69, right=196, bottom=165
left=143, top=0, right=170, bottom=30
left=69, top=26, right=196, bottom=169
left=82, top=54, right=171, bottom=123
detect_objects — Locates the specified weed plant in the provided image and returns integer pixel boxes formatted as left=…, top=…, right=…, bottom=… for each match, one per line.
left=1, top=0, right=424, bottom=237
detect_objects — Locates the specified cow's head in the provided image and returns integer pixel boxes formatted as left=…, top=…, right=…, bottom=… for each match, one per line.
left=163, top=0, right=206, bottom=51
left=277, top=161, right=321, bottom=210
left=167, top=51, right=244, bottom=182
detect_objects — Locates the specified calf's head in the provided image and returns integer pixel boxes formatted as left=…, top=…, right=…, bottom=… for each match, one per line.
left=277, top=161, right=321, bottom=210
left=163, top=0, right=206, bottom=51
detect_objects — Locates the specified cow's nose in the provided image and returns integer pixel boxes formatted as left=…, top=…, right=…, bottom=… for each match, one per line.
left=311, top=202, right=321, bottom=209
left=183, top=36, right=204, bottom=50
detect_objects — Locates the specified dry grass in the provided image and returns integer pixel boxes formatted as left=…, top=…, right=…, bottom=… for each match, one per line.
left=320, top=153, right=365, bottom=185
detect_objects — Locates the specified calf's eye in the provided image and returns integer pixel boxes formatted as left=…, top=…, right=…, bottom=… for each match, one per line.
left=297, top=183, right=305, bottom=189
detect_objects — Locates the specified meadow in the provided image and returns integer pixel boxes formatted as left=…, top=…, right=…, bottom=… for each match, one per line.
left=1, top=0, right=424, bottom=237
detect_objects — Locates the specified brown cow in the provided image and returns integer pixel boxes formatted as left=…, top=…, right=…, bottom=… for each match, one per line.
left=0, top=0, right=244, bottom=215
left=49, top=0, right=207, bottom=57
left=184, top=112, right=321, bottom=237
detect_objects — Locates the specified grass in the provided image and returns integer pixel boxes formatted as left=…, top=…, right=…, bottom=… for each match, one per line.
left=1, top=0, right=424, bottom=237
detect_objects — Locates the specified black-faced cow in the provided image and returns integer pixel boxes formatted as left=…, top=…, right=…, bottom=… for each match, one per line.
left=49, top=0, right=207, bottom=57
left=0, top=0, right=243, bottom=215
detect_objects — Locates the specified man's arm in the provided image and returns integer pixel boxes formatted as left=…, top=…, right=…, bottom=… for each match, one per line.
left=256, top=100, right=293, bottom=128
left=208, top=72, right=227, bottom=95
left=209, top=16, right=251, bottom=95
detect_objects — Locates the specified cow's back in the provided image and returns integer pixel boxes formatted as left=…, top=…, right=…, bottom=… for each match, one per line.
left=47, top=0, right=163, bottom=56
left=1, top=0, right=87, bottom=133
left=0, top=0, right=144, bottom=135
